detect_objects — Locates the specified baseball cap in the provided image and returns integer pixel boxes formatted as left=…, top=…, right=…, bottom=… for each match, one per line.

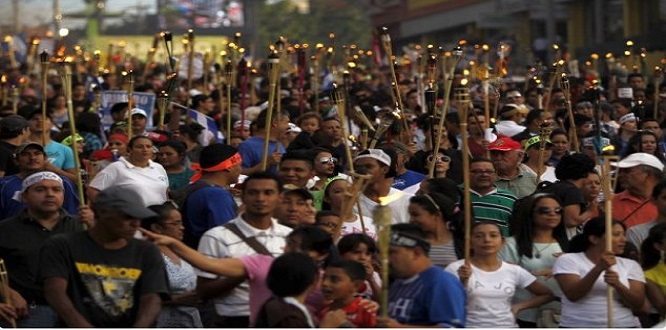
left=233, top=120, right=251, bottom=129
left=15, top=142, right=45, bottom=156
left=613, top=153, right=664, bottom=172
left=487, top=137, right=522, bottom=151
left=286, top=123, right=302, bottom=134
left=522, top=135, right=552, bottom=150
left=130, top=108, right=147, bottom=118
left=498, top=104, right=529, bottom=118
left=92, top=185, right=158, bottom=219
left=353, top=149, right=391, bottom=167
left=0, top=115, right=29, bottom=132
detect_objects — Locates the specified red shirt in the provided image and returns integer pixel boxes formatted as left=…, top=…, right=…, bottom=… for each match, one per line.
left=612, top=190, right=657, bottom=228
left=318, top=297, right=377, bottom=328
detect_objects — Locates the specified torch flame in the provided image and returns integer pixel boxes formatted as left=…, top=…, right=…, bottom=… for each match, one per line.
left=379, top=193, right=403, bottom=206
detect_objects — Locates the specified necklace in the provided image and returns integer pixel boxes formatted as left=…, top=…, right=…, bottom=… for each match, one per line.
left=533, top=242, right=554, bottom=259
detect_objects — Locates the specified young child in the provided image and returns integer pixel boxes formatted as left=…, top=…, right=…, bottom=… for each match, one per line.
left=319, top=260, right=377, bottom=328
left=337, top=234, right=381, bottom=301
left=255, top=253, right=320, bottom=328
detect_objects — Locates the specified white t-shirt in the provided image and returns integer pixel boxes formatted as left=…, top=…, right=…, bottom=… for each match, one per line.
left=445, top=259, right=536, bottom=328
left=89, top=156, right=169, bottom=206
left=354, top=188, right=412, bottom=225
left=340, top=213, right=377, bottom=240
left=552, top=252, right=645, bottom=328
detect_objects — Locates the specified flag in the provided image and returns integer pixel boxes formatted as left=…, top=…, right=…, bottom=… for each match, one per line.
left=188, top=108, right=224, bottom=144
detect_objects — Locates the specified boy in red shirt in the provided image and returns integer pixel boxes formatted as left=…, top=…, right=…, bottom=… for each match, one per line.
left=319, top=260, right=377, bottom=327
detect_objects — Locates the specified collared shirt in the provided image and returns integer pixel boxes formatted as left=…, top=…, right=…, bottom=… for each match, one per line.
left=495, top=166, right=537, bottom=198
left=612, top=190, right=657, bottom=228
left=469, top=187, right=518, bottom=236
left=89, top=156, right=169, bottom=206
left=0, top=209, right=84, bottom=303
left=195, top=214, right=292, bottom=316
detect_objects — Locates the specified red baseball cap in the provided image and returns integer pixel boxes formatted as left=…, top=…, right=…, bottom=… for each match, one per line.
left=487, top=136, right=523, bottom=151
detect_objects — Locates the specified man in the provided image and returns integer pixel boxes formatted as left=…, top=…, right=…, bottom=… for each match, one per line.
left=278, top=151, right=315, bottom=188
left=0, top=115, right=31, bottom=177
left=494, top=104, right=529, bottom=138
left=627, top=181, right=666, bottom=251
left=196, top=172, right=292, bottom=327
left=504, top=89, right=526, bottom=107
left=274, top=187, right=314, bottom=228
left=488, top=137, right=537, bottom=198
left=238, top=109, right=290, bottom=174
left=613, top=153, right=664, bottom=228
left=0, top=142, right=80, bottom=220
left=0, top=171, right=91, bottom=327
left=320, top=117, right=348, bottom=169
left=540, top=153, right=598, bottom=239
left=386, top=142, right=426, bottom=193
left=378, top=223, right=465, bottom=327
left=25, top=110, right=77, bottom=182
left=40, top=185, right=168, bottom=327
left=182, top=143, right=242, bottom=248
left=469, top=158, right=518, bottom=236
left=628, top=73, right=646, bottom=90
left=353, top=148, right=411, bottom=224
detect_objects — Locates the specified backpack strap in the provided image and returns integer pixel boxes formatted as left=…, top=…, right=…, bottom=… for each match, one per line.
left=223, top=223, right=273, bottom=256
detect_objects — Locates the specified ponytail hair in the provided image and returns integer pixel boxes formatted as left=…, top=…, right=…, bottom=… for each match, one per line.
left=641, top=222, right=666, bottom=270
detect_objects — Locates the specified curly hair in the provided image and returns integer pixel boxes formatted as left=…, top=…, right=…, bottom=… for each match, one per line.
left=554, top=153, right=596, bottom=181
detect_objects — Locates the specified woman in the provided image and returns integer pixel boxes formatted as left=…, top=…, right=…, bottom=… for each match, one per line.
left=322, top=178, right=377, bottom=240
left=624, top=130, right=666, bottom=164
left=521, top=136, right=557, bottom=183
left=640, top=222, right=666, bottom=327
left=90, top=133, right=129, bottom=175
left=582, top=171, right=602, bottom=219
left=144, top=202, right=203, bottom=328
left=500, top=193, right=568, bottom=327
left=548, top=129, right=569, bottom=166
left=445, top=222, right=554, bottom=328
left=88, top=136, right=168, bottom=206
left=157, top=140, right=195, bottom=191
left=409, top=193, right=461, bottom=268
left=553, top=217, right=645, bottom=328
left=423, top=149, right=451, bottom=179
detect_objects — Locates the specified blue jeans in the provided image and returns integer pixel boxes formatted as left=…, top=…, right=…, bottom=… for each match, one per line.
left=17, top=304, right=59, bottom=328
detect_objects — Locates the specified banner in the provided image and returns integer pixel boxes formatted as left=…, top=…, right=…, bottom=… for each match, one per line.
left=100, top=91, right=156, bottom=129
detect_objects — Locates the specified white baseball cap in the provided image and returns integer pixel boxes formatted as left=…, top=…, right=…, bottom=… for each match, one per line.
left=613, top=153, right=664, bottom=172
left=354, top=149, right=391, bottom=167
left=130, top=108, right=147, bottom=118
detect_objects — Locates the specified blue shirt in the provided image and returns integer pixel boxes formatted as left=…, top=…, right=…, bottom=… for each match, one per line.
left=392, top=170, right=427, bottom=191
left=238, top=136, right=285, bottom=174
left=0, top=174, right=81, bottom=220
left=388, top=266, right=466, bottom=327
left=184, top=185, right=237, bottom=246
left=45, top=141, right=75, bottom=170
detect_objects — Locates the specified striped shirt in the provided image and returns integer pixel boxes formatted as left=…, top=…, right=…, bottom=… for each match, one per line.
left=469, top=187, right=518, bottom=236
left=429, top=241, right=458, bottom=268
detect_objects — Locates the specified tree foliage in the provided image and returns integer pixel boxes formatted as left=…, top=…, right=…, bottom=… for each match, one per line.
left=255, top=0, right=371, bottom=57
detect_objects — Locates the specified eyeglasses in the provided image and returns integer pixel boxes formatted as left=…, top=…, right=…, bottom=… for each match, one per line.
left=470, top=169, right=496, bottom=175
left=535, top=207, right=563, bottom=215
left=319, top=157, right=337, bottom=164
left=427, top=155, right=451, bottom=163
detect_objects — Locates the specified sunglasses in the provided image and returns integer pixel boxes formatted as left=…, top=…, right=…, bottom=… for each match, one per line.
left=535, top=206, right=563, bottom=215
left=319, top=157, right=337, bottom=164
left=427, top=155, right=451, bottom=163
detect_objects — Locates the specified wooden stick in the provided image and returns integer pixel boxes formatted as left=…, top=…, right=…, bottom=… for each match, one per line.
left=601, top=155, right=618, bottom=327
left=429, top=47, right=463, bottom=178
left=0, top=259, right=17, bottom=328
left=225, top=61, right=233, bottom=144
left=60, top=64, right=87, bottom=213
left=261, top=52, right=281, bottom=171
left=455, top=88, right=473, bottom=264
left=561, top=73, right=579, bottom=153
left=125, top=71, right=135, bottom=138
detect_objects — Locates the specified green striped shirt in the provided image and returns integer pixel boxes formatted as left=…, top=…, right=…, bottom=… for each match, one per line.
left=469, top=187, right=518, bottom=236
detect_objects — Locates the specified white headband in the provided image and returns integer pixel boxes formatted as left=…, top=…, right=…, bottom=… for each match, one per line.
left=22, top=171, right=63, bottom=193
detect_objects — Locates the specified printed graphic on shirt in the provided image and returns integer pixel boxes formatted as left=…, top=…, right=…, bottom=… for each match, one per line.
left=75, top=262, right=142, bottom=316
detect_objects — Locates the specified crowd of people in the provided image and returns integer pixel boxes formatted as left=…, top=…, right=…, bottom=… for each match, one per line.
left=0, top=33, right=665, bottom=328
